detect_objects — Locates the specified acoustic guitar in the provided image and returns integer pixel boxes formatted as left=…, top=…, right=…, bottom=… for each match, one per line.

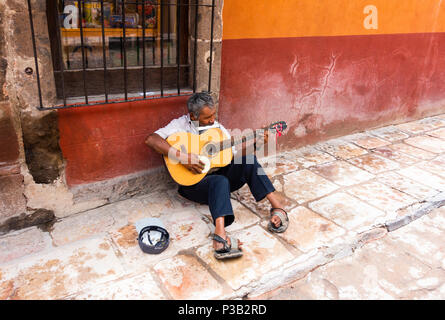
left=163, top=121, right=287, bottom=186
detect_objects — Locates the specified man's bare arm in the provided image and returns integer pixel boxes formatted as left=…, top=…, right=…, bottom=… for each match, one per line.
left=145, top=133, right=204, bottom=173
left=145, top=133, right=176, bottom=157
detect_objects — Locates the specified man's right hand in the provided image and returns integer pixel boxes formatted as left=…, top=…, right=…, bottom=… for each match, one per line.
left=181, top=153, right=205, bottom=174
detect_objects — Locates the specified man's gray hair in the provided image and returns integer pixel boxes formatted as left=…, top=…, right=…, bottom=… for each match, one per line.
left=187, top=92, right=215, bottom=118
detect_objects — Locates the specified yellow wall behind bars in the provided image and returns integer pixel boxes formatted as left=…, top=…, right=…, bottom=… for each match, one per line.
left=222, top=0, right=445, bottom=40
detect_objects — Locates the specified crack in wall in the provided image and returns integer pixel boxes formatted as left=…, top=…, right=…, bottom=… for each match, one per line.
left=318, top=53, right=340, bottom=111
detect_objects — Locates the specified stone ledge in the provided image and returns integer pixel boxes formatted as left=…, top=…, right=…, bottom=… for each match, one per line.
left=385, top=192, right=445, bottom=232
left=70, top=166, right=175, bottom=204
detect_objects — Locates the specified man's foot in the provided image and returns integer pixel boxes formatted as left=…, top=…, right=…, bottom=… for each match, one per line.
left=270, top=212, right=282, bottom=228
left=212, top=233, right=243, bottom=260
left=213, top=234, right=243, bottom=251
left=213, top=233, right=229, bottom=250
left=268, top=208, right=289, bottom=233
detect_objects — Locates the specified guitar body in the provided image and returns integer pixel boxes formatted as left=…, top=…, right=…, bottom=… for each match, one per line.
left=164, top=128, right=233, bottom=186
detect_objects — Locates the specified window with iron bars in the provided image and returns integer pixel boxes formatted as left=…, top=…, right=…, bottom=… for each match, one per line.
left=27, top=0, right=216, bottom=110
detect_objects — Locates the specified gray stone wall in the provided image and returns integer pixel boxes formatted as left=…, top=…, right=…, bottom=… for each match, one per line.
left=189, top=0, right=223, bottom=108
left=0, top=2, right=27, bottom=226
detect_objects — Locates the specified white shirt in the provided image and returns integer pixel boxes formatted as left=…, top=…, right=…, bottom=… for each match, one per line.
left=154, top=114, right=237, bottom=155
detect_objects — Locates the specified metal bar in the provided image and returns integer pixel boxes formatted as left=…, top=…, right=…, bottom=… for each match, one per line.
left=176, top=0, right=181, bottom=94
left=53, top=0, right=67, bottom=106
left=160, top=0, right=164, bottom=96
left=192, top=0, right=198, bottom=92
left=53, top=63, right=190, bottom=72
left=100, top=0, right=109, bottom=103
left=142, top=0, right=146, bottom=98
left=65, top=1, right=212, bottom=6
left=26, top=0, right=44, bottom=109
left=122, top=0, right=128, bottom=100
left=78, top=0, right=89, bottom=104
left=136, top=0, right=140, bottom=66
left=37, top=92, right=194, bottom=111
left=167, top=0, right=171, bottom=64
left=151, top=1, right=155, bottom=66
left=152, top=36, right=156, bottom=65
left=208, top=0, right=215, bottom=92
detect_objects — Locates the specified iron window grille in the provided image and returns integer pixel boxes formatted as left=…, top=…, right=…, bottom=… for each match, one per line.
left=26, top=0, right=216, bottom=110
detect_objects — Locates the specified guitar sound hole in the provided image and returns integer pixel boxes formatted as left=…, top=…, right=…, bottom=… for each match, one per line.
left=205, top=144, right=217, bottom=156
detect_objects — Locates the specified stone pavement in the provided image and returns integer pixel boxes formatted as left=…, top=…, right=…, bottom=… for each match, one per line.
left=1, top=114, right=445, bottom=300
left=260, top=206, right=445, bottom=300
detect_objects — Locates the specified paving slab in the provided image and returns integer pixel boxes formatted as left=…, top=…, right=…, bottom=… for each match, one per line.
left=398, top=166, right=445, bottom=191
left=414, top=156, right=445, bottom=179
left=422, top=206, right=445, bottom=232
left=283, top=169, right=339, bottom=204
left=376, top=171, right=440, bottom=200
left=314, top=139, right=368, bottom=160
left=282, top=146, right=336, bottom=168
left=196, top=225, right=296, bottom=291
left=259, top=156, right=300, bottom=177
left=395, top=118, right=443, bottom=135
left=342, top=132, right=391, bottom=149
left=0, top=236, right=125, bottom=299
left=387, top=143, right=436, bottom=160
left=308, top=192, right=387, bottom=231
left=346, top=153, right=400, bottom=174
left=427, top=127, right=445, bottom=139
left=154, top=254, right=226, bottom=300
left=195, top=199, right=261, bottom=233
left=167, top=189, right=203, bottom=210
left=71, top=271, right=167, bottom=300
left=386, top=213, right=445, bottom=269
left=226, top=200, right=261, bottom=232
left=116, top=191, right=178, bottom=223
left=368, top=126, right=411, bottom=142
left=346, top=181, right=417, bottom=213
left=270, top=206, right=346, bottom=253
left=160, top=209, right=211, bottom=248
left=371, top=146, right=420, bottom=166
left=50, top=205, right=121, bottom=246
left=0, top=227, right=52, bottom=265
left=232, top=183, right=297, bottom=218
left=418, top=116, right=445, bottom=129
left=310, top=160, right=374, bottom=186
left=404, top=135, right=445, bottom=154
left=394, top=122, right=429, bottom=135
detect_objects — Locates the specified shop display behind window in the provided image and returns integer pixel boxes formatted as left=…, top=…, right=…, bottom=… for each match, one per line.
left=43, top=0, right=195, bottom=107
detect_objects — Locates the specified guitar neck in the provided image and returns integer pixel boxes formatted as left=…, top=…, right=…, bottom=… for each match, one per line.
left=219, top=127, right=272, bottom=151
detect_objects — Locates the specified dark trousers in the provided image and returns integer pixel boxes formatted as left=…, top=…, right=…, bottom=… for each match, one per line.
left=178, top=155, right=275, bottom=227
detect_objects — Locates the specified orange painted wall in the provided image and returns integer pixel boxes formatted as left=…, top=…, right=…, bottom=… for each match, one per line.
left=223, top=0, right=445, bottom=39
left=219, top=0, right=445, bottom=150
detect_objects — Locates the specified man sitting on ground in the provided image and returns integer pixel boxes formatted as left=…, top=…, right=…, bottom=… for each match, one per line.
left=145, top=92, right=289, bottom=260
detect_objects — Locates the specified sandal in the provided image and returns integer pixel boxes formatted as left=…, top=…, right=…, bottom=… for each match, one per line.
left=268, top=207, right=289, bottom=233
left=212, top=234, right=243, bottom=260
